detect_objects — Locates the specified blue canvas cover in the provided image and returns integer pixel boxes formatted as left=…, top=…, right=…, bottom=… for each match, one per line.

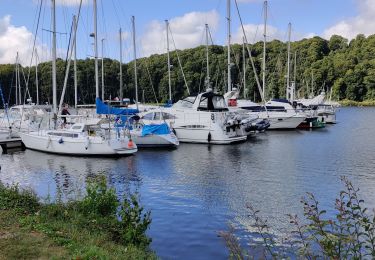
left=141, top=123, right=170, bottom=136
left=96, top=98, right=139, bottom=115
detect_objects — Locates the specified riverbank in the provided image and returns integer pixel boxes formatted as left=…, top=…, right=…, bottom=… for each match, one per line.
left=339, top=99, right=375, bottom=106
left=0, top=180, right=155, bottom=259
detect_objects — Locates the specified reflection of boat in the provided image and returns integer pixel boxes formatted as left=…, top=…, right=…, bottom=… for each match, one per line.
left=20, top=122, right=137, bottom=156
left=142, top=91, right=247, bottom=144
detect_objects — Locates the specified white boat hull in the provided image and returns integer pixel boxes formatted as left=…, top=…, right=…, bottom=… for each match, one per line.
left=265, top=115, right=306, bottom=129
left=130, top=132, right=179, bottom=148
left=20, top=132, right=137, bottom=156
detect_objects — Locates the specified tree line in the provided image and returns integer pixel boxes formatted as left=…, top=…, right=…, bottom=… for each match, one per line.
left=0, top=33, right=374, bottom=107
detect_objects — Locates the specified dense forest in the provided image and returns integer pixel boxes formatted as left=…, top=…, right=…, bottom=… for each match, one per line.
left=0, top=33, right=375, bottom=107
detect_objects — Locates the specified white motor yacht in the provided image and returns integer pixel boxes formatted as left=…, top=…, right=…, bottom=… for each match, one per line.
left=141, top=91, right=247, bottom=144
left=225, top=90, right=305, bottom=130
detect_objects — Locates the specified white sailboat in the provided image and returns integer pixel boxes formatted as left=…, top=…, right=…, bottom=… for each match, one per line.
left=20, top=0, right=137, bottom=156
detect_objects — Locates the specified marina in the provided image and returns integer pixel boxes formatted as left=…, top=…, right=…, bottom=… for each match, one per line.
left=1, top=0, right=375, bottom=258
left=1, top=107, right=375, bottom=259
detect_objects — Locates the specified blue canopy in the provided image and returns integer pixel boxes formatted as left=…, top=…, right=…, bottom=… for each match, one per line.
left=141, top=123, right=170, bottom=136
left=96, top=98, right=139, bottom=115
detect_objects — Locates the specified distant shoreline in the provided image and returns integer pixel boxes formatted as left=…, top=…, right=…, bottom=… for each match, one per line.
left=339, top=100, right=375, bottom=107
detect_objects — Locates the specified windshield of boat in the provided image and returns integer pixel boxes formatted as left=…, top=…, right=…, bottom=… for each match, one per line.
left=198, top=95, right=228, bottom=111
left=172, top=96, right=195, bottom=109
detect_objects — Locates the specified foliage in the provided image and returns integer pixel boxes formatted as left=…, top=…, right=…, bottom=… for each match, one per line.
left=2, top=33, right=375, bottom=108
left=220, top=177, right=375, bottom=259
left=0, top=182, right=40, bottom=214
left=0, top=179, right=154, bottom=258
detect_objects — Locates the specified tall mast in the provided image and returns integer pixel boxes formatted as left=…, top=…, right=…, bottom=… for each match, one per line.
left=293, top=51, right=297, bottom=100
left=205, top=23, right=210, bottom=89
left=17, top=54, right=21, bottom=104
left=166, top=20, right=172, bottom=102
left=73, top=15, right=77, bottom=108
left=119, top=28, right=123, bottom=102
left=227, top=0, right=231, bottom=92
left=286, top=22, right=291, bottom=100
left=132, top=16, right=139, bottom=109
left=262, top=0, right=268, bottom=100
left=15, top=53, right=18, bottom=105
left=101, top=38, right=105, bottom=100
left=243, top=37, right=246, bottom=98
left=52, top=0, right=57, bottom=113
left=35, top=49, right=39, bottom=105
left=93, top=0, right=99, bottom=99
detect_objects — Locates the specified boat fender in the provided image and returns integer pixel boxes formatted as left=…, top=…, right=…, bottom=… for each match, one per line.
left=208, top=132, right=211, bottom=143
left=85, top=137, right=90, bottom=150
left=58, top=137, right=64, bottom=144
left=172, top=128, right=177, bottom=136
left=128, top=139, right=134, bottom=148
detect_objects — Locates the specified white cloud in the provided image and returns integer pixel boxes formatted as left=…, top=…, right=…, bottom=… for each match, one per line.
left=323, top=0, right=375, bottom=40
left=232, top=23, right=314, bottom=44
left=140, top=10, right=220, bottom=57
left=0, top=15, right=47, bottom=65
left=55, top=0, right=89, bottom=6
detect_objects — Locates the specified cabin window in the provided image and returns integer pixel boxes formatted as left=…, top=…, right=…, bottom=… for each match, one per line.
left=142, top=113, right=154, bottom=120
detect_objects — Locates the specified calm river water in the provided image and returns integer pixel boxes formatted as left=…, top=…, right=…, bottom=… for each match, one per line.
left=1, top=107, right=375, bottom=259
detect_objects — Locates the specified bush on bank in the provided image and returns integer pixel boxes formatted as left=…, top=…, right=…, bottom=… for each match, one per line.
left=220, top=177, right=375, bottom=259
left=0, top=178, right=155, bottom=259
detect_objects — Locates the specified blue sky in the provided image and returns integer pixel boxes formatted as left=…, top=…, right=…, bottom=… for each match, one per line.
left=0, top=0, right=372, bottom=65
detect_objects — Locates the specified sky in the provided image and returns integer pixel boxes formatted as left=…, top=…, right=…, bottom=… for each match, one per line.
left=0, top=0, right=374, bottom=65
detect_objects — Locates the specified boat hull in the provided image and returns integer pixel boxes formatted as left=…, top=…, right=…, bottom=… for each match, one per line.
left=20, top=132, right=137, bottom=156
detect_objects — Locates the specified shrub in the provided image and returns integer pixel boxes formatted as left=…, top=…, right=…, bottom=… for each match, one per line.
left=220, top=177, right=375, bottom=259
left=79, top=177, right=119, bottom=217
left=0, top=183, right=40, bottom=214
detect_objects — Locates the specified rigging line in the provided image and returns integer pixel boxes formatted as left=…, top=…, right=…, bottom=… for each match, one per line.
left=110, top=0, right=122, bottom=28
left=234, top=0, right=265, bottom=105
left=168, top=26, right=190, bottom=95
left=23, top=0, right=43, bottom=103
left=142, top=61, right=160, bottom=105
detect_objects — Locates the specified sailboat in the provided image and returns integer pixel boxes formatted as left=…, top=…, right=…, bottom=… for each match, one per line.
left=20, top=0, right=137, bottom=156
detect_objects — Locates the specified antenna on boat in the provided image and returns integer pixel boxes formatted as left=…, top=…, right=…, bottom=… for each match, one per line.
left=205, top=24, right=211, bottom=90
left=286, top=22, right=291, bottom=100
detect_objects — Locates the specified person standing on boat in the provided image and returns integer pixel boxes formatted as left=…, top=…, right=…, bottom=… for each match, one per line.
left=61, top=103, right=70, bottom=127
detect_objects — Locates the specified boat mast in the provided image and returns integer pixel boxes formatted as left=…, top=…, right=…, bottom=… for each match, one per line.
left=101, top=38, right=105, bottom=100
left=286, top=22, right=291, bottom=100
left=35, top=49, right=39, bottom=105
left=119, top=28, right=123, bottom=102
left=17, top=54, right=21, bottom=104
left=52, top=0, right=57, bottom=113
left=93, top=0, right=99, bottom=99
left=132, top=16, right=139, bottom=109
left=227, top=0, right=231, bottom=92
left=293, top=51, right=297, bottom=100
left=73, top=15, right=77, bottom=108
left=262, top=0, right=267, bottom=100
left=15, top=53, right=18, bottom=105
left=205, top=23, right=210, bottom=89
left=243, top=36, right=246, bottom=98
left=166, top=20, right=172, bottom=102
